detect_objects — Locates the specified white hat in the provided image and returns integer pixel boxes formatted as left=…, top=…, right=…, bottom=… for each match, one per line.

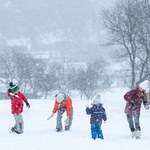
left=92, top=93, right=101, bottom=104
left=139, top=80, right=149, bottom=90
left=56, top=93, right=65, bottom=103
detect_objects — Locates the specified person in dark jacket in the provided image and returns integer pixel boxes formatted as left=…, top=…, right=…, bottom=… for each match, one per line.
left=124, top=80, right=149, bottom=139
left=86, top=93, right=107, bottom=140
left=7, top=82, right=30, bottom=134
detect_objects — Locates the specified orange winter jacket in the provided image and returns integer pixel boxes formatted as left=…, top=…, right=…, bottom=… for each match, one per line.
left=52, top=96, right=73, bottom=116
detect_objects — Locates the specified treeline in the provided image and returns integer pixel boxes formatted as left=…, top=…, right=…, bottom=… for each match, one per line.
left=0, top=50, right=112, bottom=100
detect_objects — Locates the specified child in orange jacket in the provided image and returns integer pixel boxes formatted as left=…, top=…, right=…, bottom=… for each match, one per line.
left=48, top=92, right=73, bottom=132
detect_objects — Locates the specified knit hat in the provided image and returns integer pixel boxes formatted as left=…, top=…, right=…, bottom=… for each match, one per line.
left=139, top=80, right=149, bottom=91
left=92, top=93, right=102, bottom=104
left=56, top=92, right=66, bottom=103
left=9, top=82, right=19, bottom=93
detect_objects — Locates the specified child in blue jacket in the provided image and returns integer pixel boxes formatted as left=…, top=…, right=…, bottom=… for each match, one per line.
left=86, top=93, right=107, bottom=140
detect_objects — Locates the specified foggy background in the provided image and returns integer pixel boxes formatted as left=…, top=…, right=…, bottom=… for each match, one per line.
left=0, top=0, right=149, bottom=100
left=0, top=0, right=115, bottom=61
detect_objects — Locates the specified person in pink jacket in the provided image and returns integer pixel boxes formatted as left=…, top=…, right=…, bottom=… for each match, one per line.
left=124, top=80, right=149, bottom=139
left=7, top=82, right=30, bottom=134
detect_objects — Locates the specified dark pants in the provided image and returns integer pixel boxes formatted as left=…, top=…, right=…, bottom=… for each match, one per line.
left=126, top=113, right=141, bottom=132
left=91, top=125, right=104, bottom=140
left=56, top=107, right=73, bottom=131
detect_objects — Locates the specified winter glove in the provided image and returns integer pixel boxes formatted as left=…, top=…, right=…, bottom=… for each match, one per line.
left=144, top=104, right=149, bottom=110
left=47, top=113, right=55, bottom=120
left=25, top=101, right=30, bottom=108
left=47, top=116, right=51, bottom=120
left=131, top=103, right=136, bottom=110
left=64, top=116, right=69, bottom=126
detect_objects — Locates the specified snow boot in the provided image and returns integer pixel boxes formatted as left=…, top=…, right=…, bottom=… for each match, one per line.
left=15, top=131, right=23, bottom=134
left=56, top=128, right=62, bottom=132
left=10, top=127, right=23, bottom=134
left=135, top=131, right=141, bottom=139
left=131, top=131, right=136, bottom=138
left=10, top=127, right=18, bottom=133
left=11, top=127, right=15, bottom=132
left=97, top=129, right=104, bottom=139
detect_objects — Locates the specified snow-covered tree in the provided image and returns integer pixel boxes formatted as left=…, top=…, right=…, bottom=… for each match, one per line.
left=73, top=59, right=111, bottom=99
left=102, top=0, right=150, bottom=88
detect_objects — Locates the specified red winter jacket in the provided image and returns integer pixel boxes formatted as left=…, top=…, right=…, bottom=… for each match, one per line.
left=7, top=90, right=28, bottom=114
left=124, top=87, right=147, bottom=115
left=52, top=96, right=73, bottom=116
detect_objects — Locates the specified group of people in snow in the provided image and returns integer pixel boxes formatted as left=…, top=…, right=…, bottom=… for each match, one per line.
left=7, top=80, right=149, bottom=140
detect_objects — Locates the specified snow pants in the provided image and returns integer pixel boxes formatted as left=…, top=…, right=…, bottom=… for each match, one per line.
left=56, top=107, right=73, bottom=131
left=126, top=113, right=141, bottom=132
left=91, top=125, right=104, bottom=140
left=13, top=113, right=24, bottom=133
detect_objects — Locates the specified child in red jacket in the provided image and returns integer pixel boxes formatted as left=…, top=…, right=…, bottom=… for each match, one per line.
left=7, top=82, right=30, bottom=134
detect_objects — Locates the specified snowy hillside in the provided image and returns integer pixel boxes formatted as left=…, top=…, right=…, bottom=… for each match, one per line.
left=0, top=88, right=150, bottom=150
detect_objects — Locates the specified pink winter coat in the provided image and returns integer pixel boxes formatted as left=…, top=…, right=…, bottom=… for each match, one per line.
left=7, top=90, right=28, bottom=114
left=124, top=87, right=147, bottom=115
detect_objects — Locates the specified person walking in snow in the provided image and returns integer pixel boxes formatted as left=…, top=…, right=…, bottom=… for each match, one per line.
left=124, top=80, right=149, bottom=139
left=48, top=92, right=73, bottom=132
left=7, top=82, right=30, bottom=134
left=86, top=93, right=107, bottom=140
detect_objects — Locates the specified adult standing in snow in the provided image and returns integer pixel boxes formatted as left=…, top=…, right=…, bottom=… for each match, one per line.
left=7, top=82, right=30, bottom=134
left=48, top=92, right=73, bottom=132
left=86, top=93, right=107, bottom=140
left=124, top=80, right=149, bottom=139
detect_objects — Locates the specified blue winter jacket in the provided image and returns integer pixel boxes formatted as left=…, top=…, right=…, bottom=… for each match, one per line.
left=86, top=104, right=107, bottom=126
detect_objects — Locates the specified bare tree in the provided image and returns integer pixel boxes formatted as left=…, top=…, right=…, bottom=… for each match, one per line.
left=0, top=50, right=46, bottom=99
left=39, top=62, right=63, bottom=99
left=73, top=67, right=88, bottom=100
left=0, top=52, right=15, bottom=84
left=102, top=0, right=150, bottom=88
left=73, top=59, right=111, bottom=99
left=136, top=0, right=150, bottom=85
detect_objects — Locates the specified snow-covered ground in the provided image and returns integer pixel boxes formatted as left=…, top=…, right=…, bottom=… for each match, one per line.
left=0, top=88, right=150, bottom=150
